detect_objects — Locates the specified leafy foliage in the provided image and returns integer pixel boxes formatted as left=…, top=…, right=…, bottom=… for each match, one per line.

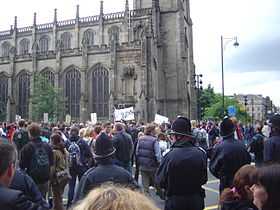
left=200, top=84, right=250, bottom=122
left=31, top=73, right=65, bottom=122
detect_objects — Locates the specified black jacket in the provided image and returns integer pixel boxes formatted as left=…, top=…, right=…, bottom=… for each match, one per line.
left=74, top=159, right=137, bottom=202
left=264, top=134, right=280, bottom=163
left=209, top=137, right=251, bottom=192
left=221, top=200, right=258, bottom=210
left=10, top=169, right=48, bottom=207
left=155, top=140, right=207, bottom=210
left=0, top=184, right=48, bottom=210
left=112, top=131, right=133, bottom=164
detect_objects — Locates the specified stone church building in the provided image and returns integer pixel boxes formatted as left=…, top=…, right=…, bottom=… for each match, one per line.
left=0, top=0, right=197, bottom=123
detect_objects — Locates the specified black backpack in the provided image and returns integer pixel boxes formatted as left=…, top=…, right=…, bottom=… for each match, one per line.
left=29, top=143, right=50, bottom=184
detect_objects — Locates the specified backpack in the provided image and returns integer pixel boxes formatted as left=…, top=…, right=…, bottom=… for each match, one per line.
left=29, top=143, right=50, bottom=184
left=13, top=129, right=29, bottom=151
left=68, top=141, right=82, bottom=169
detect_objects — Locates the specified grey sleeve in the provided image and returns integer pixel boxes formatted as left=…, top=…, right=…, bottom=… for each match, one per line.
left=154, top=141, right=162, bottom=163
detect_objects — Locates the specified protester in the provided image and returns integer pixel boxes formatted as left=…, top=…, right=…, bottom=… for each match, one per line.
left=112, top=123, right=134, bottom=172
left=50, top=133, right=70, bottom=210
left=0, top=143, right=48, bottom=210
left=134, top=131, right=144, bottom=182
left=210, top=117, right=251, bottom=193
left=261, top=121, right=270, bottom=140
left=136, top=124, right=161, bottom=194
left=264, top=114, right=280, bottom=163
left=66, top=126, right=93, bottom=208
left=251, top=164, right=280, bottom=210
left=74, top=133, right=137, bottom=202
left=13, top=119, right=30, bottom=152
left=156, top=116, right=207, bottom=210
left=19, top=123, right=54, bottom=199
left=220, top=164, right=258, bottom=210
left=73, top=185, right=160, bottom=210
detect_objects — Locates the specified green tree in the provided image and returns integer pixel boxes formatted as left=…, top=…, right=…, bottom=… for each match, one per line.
left=199, top=84, right=219, bottom=118
left=204, top=95, right=250, bottom=123
left=31, top=73, right=65, bottom=122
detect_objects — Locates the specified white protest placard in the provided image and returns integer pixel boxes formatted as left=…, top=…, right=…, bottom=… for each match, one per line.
left=114, top=107, right=135, bottom=121
left=65, top=114, right=71, bottom=125
left=43, top=113, right=49, bottom=123
left=15, top=115, right=21, bottom=123
left=154, top=114, right=169, bottom=124
left=90, top=113, right=97, bottom=125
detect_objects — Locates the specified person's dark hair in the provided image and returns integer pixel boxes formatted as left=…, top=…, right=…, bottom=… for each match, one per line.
left=0, top=144, right=17, bottom=176
left=70, top=126, right=79, bottom=137
left=255, top=164, right=280, bottom=210
left=94, top=125, right=102, bottom=135
left=220, top=165, right=257, bottom=203
left=51, top=133, right=65, bottom=154
left=18, top=119, right=25, bottom=128
left=103, top=121, right=112, bottom=128
left=28, top=123, right=41, bottom=139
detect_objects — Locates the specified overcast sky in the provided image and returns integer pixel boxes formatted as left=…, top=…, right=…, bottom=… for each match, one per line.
left=1, top=0, right=279, bottom=106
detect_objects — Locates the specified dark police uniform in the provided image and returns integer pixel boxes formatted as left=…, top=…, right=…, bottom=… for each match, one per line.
left=210, top=137, right=251, bottom=192
left=156, top=140, right=207, bottom=210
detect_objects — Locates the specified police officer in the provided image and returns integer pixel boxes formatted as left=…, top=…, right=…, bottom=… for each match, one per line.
left=209, top=117, right=251, bottom=193
left=264, top=113, right=280, bottom=163
left=155, top=116, right=207, bottom=210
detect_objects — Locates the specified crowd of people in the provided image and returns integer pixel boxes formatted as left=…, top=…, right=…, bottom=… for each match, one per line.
left=0, top=113, right=280, bottom=210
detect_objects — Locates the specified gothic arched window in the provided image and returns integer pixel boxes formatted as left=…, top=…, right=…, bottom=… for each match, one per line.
left=61, top=32, right=71, bottom=50
left=65, top=67, right=81, bottom=119
left=108, top=26, right=120, bottom=44
left=39, top=36, right=49, bottom=53
left=17, top=71, right=30, bottom=119
left=0, top=73, right=8, bottom=119
left=1, top=41, right=10, bottom=57
left=83, top=29, right=95, bottom=47
left=91, top=64, right=109, bottom=118
left=41, top=69, right=55, bottom=86
left=19, top=38, right=30, bottom=55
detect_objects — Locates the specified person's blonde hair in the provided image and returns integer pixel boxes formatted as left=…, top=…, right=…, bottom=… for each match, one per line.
left=79, top=128, right=86, bottom=138
left=84, top=127, right=94, bottom=138
left=73, top=185, right=160, bottom=210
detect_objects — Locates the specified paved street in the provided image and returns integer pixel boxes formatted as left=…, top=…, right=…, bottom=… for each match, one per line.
left=63, top=168, right=220, bottom=210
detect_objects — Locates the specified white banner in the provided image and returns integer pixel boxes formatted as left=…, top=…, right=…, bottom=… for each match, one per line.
left=90, top=113, right=97, bottom=125
left=154, top=114, right=169, bottom=124
left=43, top=113, right=49, bottom=123
left=114, top=107, right=135, bottom=121
left=65, top=114, right=71, bottom=125
left=15, top=115, right=21, bottom=122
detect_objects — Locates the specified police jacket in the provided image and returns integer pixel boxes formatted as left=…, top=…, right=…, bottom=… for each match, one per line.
left=264, top=134, right=280, bottom=163
left=0, top=184, right=48, bottom=210
left=10, top=169, right=48, bottom=208
left=74, top=158, right=137, bottom=202
left=155, top=140, right=207, bottom=197
left=209, top=137, right=251, bottom=191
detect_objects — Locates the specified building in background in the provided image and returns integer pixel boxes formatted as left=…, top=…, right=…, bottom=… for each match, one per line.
left=0, top=0, right=197, bottom=123
left=234, top=94, right=277, bottom=123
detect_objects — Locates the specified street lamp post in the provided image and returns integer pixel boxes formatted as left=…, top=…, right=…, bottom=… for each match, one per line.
left=221, top=36, right=239, bottom=116
left=194, top=74, right=203, bottom=121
